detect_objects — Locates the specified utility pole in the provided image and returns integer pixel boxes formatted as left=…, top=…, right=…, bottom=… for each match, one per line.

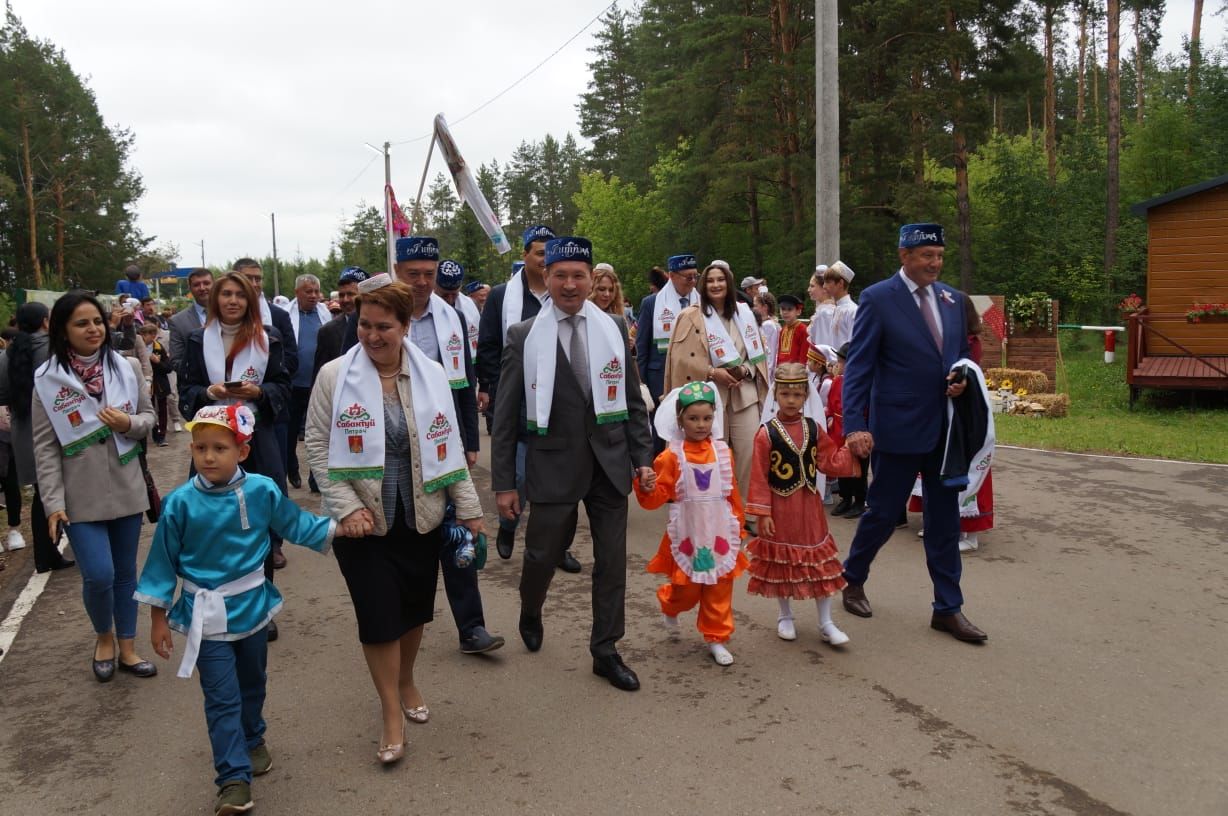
left=383, top=141, right=395, bottom=274
left=196, top=239, right=205, bottom=268
left=270, top=213, right=282, bottom=298
left=815, top=0, right=840, bottom=267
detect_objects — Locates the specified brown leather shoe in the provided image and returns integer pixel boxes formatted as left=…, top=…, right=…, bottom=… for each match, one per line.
left=842, top=583, right=872, bottom=618
left=930, top=612, right=988, bottom=643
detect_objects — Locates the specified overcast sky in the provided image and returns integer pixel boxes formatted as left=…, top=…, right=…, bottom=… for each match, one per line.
left=16, top=0, right=1226, bottom=269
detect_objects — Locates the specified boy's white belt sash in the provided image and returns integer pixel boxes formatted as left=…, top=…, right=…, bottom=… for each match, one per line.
left=177, top=569, right=267, bottom=679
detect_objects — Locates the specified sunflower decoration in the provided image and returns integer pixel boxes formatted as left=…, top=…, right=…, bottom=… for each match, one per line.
left=1016, top=388, right=1028, bottom=397
left=1000, top=379, right=1014, bottom=391
left=985, top=378, right=997, bottom=390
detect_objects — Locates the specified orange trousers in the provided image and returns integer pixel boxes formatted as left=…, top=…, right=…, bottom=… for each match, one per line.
left=657, top=579, right=735, bottom=643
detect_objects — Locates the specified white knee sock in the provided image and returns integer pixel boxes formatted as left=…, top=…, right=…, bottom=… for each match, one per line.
left=778, top=598, right=793, bottom=620
left=817, top=597, right=833, bottom=627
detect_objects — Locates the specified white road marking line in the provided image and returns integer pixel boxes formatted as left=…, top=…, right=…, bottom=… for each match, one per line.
left=0, top=541, right=68, bottom=665
left=998, top=445, right=1228, bottom=468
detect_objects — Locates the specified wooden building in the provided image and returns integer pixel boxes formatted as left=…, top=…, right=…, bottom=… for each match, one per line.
left=1126, top=174, right=1228, bottom=402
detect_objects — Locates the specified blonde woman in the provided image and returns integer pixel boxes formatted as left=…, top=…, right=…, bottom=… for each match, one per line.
left=589, top=263, right=625, bottom=317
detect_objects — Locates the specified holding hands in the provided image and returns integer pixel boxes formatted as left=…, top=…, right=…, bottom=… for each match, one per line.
left=846, top=431, right=873, bottom=459
left=636, top=467, right=657, bottom=492
left=340, top=508, right=375, bottom=538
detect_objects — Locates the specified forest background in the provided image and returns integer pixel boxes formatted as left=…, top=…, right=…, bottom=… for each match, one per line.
left=2, top=1, right=1227, bottom=323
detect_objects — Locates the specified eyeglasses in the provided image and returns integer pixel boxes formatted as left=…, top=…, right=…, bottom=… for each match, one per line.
left=672, top=272, right=698, bottom=282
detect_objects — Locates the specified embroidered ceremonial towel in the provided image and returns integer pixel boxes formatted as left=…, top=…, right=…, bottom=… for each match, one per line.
left=425, top=293, right=469, bottom=389
left=327, top=338, right=467, bottom=492
left=501, top=271, right=550, bottom=344
left=202, top=321, right=270, bottom=399
left=651, top=280, right=686, bottom=351
left=523, top=302, right=628, bottom=434
left=34, top=351, right=141, bottom=463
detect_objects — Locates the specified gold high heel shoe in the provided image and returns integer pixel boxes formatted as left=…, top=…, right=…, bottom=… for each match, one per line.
left=376, top=720, right=406, bottom=765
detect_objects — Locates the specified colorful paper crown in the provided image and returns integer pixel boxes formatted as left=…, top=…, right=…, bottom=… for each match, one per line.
left=678, top=381, right=716, bottom=407
left=186, top=404, right=256, bottom=444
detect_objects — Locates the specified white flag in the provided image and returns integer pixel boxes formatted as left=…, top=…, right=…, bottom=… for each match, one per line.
left=433, top=114, right=512, bottom=255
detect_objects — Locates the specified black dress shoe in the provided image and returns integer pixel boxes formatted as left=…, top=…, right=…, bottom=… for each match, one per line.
left=272, top=549, right=287, bottom=570
left=831, top=497, right=853, bottom=517
left=496, top=528, right=514, bottom=560
left=931, top=611, right=988, bottom=643
left=843, top=500, right=866, bottom=519
left=842, top=583, right=873, bottom=618
left=518, top=612, right=543, bottom=652
left=308, top=474, right=320, bottom=494
left=460, top=626, right=506, bottom=654
left=287, top=473, right=302, bottom=489
left=592, top=653, right=640, bottom=691
left=266, top=619, right=279, bottom=642
left=557, top=550, right=581, bottom=573
left=118, top=659, right=158, bottom=678
left=37, top=557, right=76, bottom=574
left=92, top=656, right=115, bottom=683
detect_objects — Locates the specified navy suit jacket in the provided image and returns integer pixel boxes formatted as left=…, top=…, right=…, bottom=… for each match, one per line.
left=634, top=292, right=666, bottom=401
left=842, top=272, right=970, bottom=455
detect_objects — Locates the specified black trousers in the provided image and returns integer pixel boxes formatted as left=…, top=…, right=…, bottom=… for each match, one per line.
left=840, top=455, right=869, bottom=502
left=438, top=536, right=486, bottom=642
left=2, top=454, right=21, bottom=528
left=285, top=386, right=312, bottom=479
left=29, top=487, right=58, bottom=571
left=520, top=455, right=627, bottom=658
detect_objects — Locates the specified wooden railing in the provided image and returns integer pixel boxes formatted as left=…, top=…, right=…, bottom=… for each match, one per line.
left=1127, top=308, right=1228, bottom=382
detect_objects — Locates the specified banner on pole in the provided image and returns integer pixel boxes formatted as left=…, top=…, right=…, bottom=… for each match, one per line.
left=386, top=184, right=412, bottom=237
left=433, top=114, right=512, bottom=255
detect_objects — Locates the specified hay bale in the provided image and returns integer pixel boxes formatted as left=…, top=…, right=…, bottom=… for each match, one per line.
left=1028, top=393, right=1068, bottom=417
left=985, top=367, right=1050, bottom=394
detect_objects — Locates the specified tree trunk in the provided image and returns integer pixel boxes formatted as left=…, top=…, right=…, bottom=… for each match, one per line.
left=748, top=175, right=763, bottom=277
left=911, top=65, right=925, bottom=185
left=946, top=6, right=974, bottom=293
left=1134, top=8, right=1145, bottom=123
left=1077, top=4, right=1088, bottom=124
left=20, top=118, right=42, bottom=289
left=53, top=178, right=66, bottom=287
left=1189, top=0, right=1204, bottom=100
left=1093, top=23, right=1101, bottom=127
left=1106, top=0, right=1121, bottom=296
left=1044, top=3, right=1057, bottom=182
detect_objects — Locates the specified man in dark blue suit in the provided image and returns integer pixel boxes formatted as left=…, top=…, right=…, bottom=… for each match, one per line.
left=634, top=257, right=699, bottom=450
left=839, top=223, right=988, bottom=643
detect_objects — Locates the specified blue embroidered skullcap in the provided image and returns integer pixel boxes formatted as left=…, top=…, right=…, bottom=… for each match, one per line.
left=522, top=225, right=556, bottom=249
left=512, top=261, right=525, bottom=275
left=462, top=280, right=485, bottom=295
left=338, top=266, right=368, bottom=285
left=395, top=236, right=439, bottom=263
left=898, top=223, right=944, bottom=248
left=544, top=237, right=593, bottom=267
left=436, top=259, right=465, bottom=290
left=668, top=254, right=698, bottom=273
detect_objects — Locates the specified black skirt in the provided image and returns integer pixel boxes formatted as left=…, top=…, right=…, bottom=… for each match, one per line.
left=333, top=501, right=442, bottom=644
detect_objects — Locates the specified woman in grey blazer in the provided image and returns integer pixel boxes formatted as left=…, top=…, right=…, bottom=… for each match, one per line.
left=32, top=292, right=157, bottom=682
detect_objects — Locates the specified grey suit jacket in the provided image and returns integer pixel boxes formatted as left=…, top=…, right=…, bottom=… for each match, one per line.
left=168, top=304, right=203, bottom=373
left=491, top=314, right=652, bottom=504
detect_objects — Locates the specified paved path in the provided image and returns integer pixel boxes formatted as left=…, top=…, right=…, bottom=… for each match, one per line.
left=0, top=439, right=1224, bottom=815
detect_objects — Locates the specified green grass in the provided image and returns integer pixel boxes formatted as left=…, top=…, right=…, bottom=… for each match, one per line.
left=993, top=332, right=1228, bottom=464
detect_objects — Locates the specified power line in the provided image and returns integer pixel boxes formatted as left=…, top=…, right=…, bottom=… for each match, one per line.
left=389, top=0, right=617, bottom=146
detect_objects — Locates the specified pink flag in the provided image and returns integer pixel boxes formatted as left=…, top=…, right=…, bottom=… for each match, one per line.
left=386, top=184, right=412, bottom=237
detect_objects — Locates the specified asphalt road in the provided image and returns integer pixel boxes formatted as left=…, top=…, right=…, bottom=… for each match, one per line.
left=0, top=436, right=1224, bottom=816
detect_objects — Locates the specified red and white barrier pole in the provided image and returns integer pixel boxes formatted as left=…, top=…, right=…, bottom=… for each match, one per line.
left=1057, top=324, right=1125, bottom=363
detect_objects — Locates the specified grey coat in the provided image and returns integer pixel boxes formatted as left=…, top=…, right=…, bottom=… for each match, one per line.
left=0, top=332, right=51, bottom=485
left=32, top=355, right=155, bottom=522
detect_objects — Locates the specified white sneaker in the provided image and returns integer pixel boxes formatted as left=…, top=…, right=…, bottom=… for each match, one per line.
left=959, top=533, right=979, bottom=552
left=777, top=616, right=796, bottom=641
left=820, top=622, right=850, bottom=646
left=173, top=421, right=183, bottom=433
left=661, top=614, right=680, bottom=639
left=6, top=529, right=26, bottom=551
left=917, top=528, right=925, bottom=538
left=709, top=642, right=734, bottom=666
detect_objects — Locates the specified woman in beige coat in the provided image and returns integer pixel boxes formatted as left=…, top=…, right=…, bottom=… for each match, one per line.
left=305, top=278, right=483, bottom=766
left=33, top=292, right=156, bottom=682
left=664, top=261, right=769, bottom=499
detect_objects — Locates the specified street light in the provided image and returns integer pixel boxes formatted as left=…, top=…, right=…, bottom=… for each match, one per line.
left=194, top=239, right=205, bottom=268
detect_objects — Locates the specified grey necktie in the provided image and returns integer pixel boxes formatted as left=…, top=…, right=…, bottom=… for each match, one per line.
left=916, top=286, right=943, bottom=350
left=567, top=314, right=590, bottom=401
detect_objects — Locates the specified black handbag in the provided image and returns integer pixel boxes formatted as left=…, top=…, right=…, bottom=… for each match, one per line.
left=137, top=446, right=161, bottom=523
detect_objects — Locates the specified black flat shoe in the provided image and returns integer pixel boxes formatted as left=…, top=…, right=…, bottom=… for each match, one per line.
left=592, top=653, right=640, bottom=691
left=496, top=528, right=514, bottom=560
left=92, top=657, right=115, bottom=683
left=36, top=558, right=76, bottom=574
left=287, top=473, right=302, bottom=489
left=557, top=550, right=581, bottom=573
left=117, top=659, right=158, bottom=678
left=267, top=619, right=279, bottom=642
left=518, top=612, right=543, bottom=652
left=831, top=497, right=854, bottom=517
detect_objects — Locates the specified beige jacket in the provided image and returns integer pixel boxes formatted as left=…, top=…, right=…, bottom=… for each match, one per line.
left=32, top=355, right=154, bottom=522
left=664, top=306, right=769, bottom=411
left=305, top=353, right=482, bottom=535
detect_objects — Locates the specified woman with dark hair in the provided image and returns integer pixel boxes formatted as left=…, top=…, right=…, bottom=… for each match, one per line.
left=32, top=291, right=156, bottom=681
left=179, top=271, right=292, bottom=596
left=0, top=301, right=75, bottom=573
left=664, top=261, right=769, bottom=499
left=306, top=276, right=484, bottom=766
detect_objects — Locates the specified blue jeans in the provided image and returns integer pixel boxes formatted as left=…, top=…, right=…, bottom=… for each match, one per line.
left=198, top=629, right=269, bottom=786
left=497, top=440, right=528, bottom=533
left=67, top=513, right=143, bottom=639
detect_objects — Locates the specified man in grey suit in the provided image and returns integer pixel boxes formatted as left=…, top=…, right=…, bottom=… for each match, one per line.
left=167, top=268, right=214, bottom=428
left=492, top=236, right=655, bottom=691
